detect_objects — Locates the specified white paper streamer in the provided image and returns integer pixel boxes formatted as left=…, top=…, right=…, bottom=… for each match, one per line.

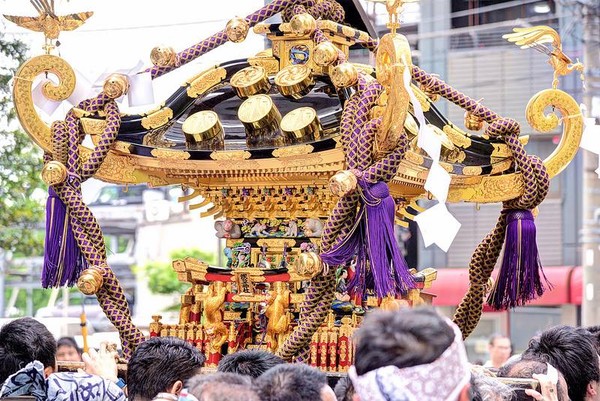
left=425, top=161, right=451, bottom=203
left=581, top=117, right=600, bottom=154
left=414, top=203, right=461, bottom=252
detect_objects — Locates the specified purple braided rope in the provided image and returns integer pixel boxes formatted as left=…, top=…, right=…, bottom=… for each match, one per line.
left=148, top=0, right=314, bottom=79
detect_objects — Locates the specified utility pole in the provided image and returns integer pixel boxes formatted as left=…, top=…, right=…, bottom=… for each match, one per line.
left=581, top=0, right=600, bottom=326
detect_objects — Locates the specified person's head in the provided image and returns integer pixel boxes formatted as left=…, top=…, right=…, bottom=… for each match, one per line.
left=523, top=325, right=600, bottom=401
left=254, top=363, right=336, bottom=401
left=470, top=373, right=515, bottom=401
left=498, top=357, right=568, bottom=401
left=0, top=317, right=56, bottom=383
left=186, top=373, right=256, bottom=401
left=350, top=308, right=471, bottom=401
left=127, top=336, right=205, bottom=401
left=217, top=349, right=284, bottom=378
left=587, top=326, right=600, bottom=354
left=333, top=376, right=354, bottom=401
left=56, top=337, right=82, bottom=362
left=488, top=334, right=512, bottom=368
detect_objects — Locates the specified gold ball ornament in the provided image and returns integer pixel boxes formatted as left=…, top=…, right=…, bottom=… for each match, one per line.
left=294, top=252, right=323, bottom=276
left=329, top=170, right=358, bottom=197
left=226, top=17, right=250, bottom=43
left=290, top=13, right=316, bottom=36
left=41, top=160, right=67, bottom=186
left=103, top=73, right=129, bottom=99
left=314, top=41, right=339, bottom=67
left=464, top=110, right=484, bottom=131
left=150, top=45, right=178, bottom=67
left=330, top=63, right=359, bottom=88
left=77, top=267, right=104, bottom=295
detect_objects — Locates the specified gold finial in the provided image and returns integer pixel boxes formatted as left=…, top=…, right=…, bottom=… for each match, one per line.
left=3, top=1, right=93, bottom=54
left=226, top=17, right=249, bottom=43
left=367, top=0, right=418, bottom=35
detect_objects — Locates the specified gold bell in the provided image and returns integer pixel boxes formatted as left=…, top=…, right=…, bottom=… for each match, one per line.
left=464, top=110, right=484, bottom=131
left=226, top=17, right=250, bottom=43
left=150, top=45, right=178, bottom=67
left=41, top=160, right=67, bottom=186
left=289, top=13, right=316, bottom=36
left=329, top=170, right=358, bottom=197
left=330, top=63, right=358, bottom=88
left=77, top=267, right=104, bottom=295
left=103, top=73, right=129, bottom=99
left=314, top=41, right=339, bottom=67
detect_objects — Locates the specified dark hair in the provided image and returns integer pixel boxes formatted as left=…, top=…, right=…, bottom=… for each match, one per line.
left=353, top=308, right=455, bottom=375
left=522, top=325, right=600, bottom=401
left=217, top=350, right=285, bottom=378
left=333, top=376, right=354, bottom=401
left=0, top=317, right=57, bottom=383
left=186, top=373, right=255, bottom=401
left=57, top=337, right=81, bottom=353
left=127, top=337, right=205, bottom=401
left=586, top=325, right=600, bottom=353
left=498, top=358, right=566, bottom=401
left=254, top=363, right=328, bottom=401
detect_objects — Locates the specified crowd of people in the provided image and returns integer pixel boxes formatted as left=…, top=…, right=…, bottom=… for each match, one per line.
left=1, top=307, right=599, bottom=401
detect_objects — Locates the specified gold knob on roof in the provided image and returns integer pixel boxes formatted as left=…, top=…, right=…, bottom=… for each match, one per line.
left=226, top=17, right=249, bottom=43
left=329, top=170, right=358, bottom=197
left=230, top=66, right=271, bottom=99
left=281, top=107, right=322, bottom=141
left=275, top=64, right=314, bottom=99
left=314, top=41, right=339, bottom=67
left=330, top=63, right=358, bottom=88
left=182, top=110, right=224, bottom=144
left=238, top=94, right=282, bottom=130
left=103, top=73, right=129, bottom=99
left=150, top=46, right=178, bottom=67
left=41, top=161, right=67, bottom=186
left=77, top=267, right=104, bottom=295
left=290, top=13, right=316, bottom=36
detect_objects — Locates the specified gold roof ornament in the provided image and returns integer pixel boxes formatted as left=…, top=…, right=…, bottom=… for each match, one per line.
left=3, top=0, right=93, bottom=54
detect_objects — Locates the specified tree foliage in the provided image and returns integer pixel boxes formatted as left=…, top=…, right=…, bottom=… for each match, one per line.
left=137, top=248, right=218, bottom=295
left=0, top=33, right=45, bottom=256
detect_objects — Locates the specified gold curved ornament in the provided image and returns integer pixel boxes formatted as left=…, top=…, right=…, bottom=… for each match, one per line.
left=13, top=54, right=76, bottom=152
left=527, top=88, right=583, bottom=178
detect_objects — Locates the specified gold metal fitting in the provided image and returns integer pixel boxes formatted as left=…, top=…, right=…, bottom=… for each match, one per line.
left=230, top=66, right=271, bottom=99
left=103, top=73, right=129, bottom=99
left=41, top=160, right=67, bottom=186
left=294, top=252, right=323, bottom=276
left=418, top=83, right=440, bottom=102
left=329, top=170, right=358, bottom=197
left=330, top=63, right=359, bottom=88
left=77, top=267, right=104, bottom=295
left=238, top=94, right=282, bottom=130
left=281, top=107, right=322, bottom=141
left=226, top=17, right=250, bottom=43
left=289, top=13, right=316, bottom=36
left=464, top=110, right=484, bottom=131
left=314, top=41, right=339, bottom=67
left=150, top=45, right=178, bottom=67
left=275, top=64, right=314, bottom=99
left=182, top=110, right=224, bottom=144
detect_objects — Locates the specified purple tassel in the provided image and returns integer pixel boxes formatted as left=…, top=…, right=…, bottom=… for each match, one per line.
left=321, top=180, right=414, bottom=299
left=42, top=187, right=87, bottom=288
left=488, top=209, right=551, bottom=309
